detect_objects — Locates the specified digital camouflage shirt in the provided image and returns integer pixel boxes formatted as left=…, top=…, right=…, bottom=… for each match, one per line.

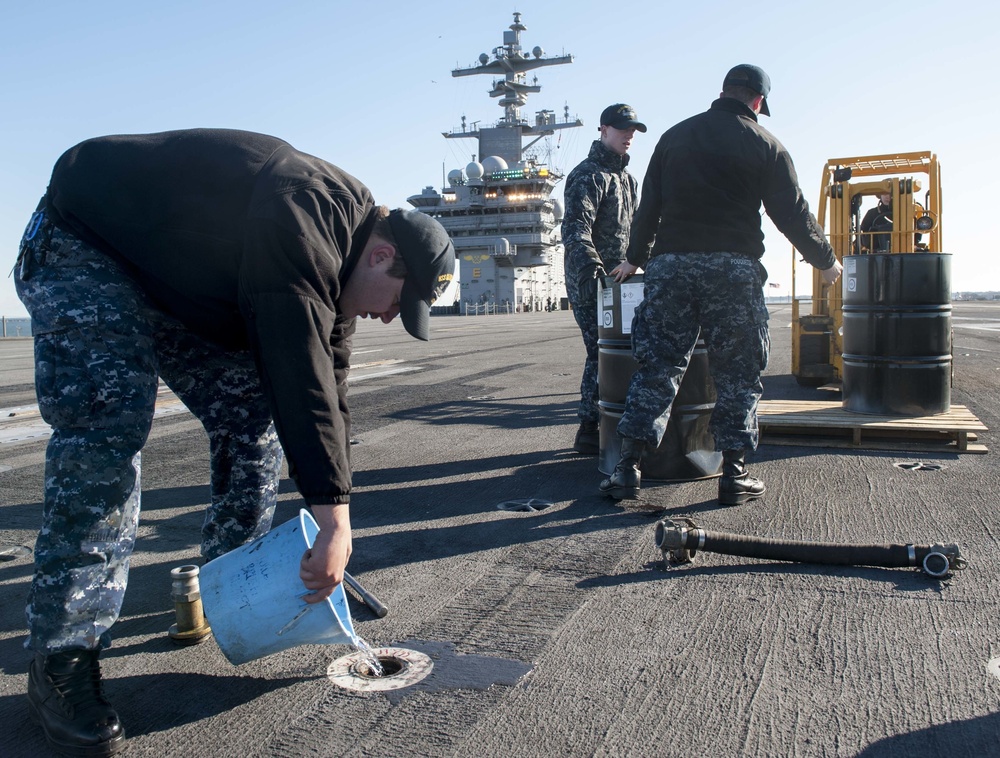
left=562, top=139, right=639, bottom=289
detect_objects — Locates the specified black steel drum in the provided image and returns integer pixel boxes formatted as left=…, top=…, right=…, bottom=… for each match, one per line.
left=841, top=253, right=952, bottom=415
left=596, top=276, right=722, bottom=482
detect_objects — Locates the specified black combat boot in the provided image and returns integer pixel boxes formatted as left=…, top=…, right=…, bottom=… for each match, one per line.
left=28, top=649, right=126, bottom=757
left=573, top=420, right=600, bottom=456
left=599, top=438, right=646, bottom=500
left=718, top=449, right=766, bottom=506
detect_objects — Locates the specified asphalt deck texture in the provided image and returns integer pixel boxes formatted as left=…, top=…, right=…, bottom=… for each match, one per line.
left=1, top=303, right=998, bottom=758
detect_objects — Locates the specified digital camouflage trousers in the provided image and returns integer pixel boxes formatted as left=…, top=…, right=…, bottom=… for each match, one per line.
left=616, top=253, right=770, bottom=452
left=565, top=269, right=601, bottom=425
left=15, top=210, right=283, bottom=653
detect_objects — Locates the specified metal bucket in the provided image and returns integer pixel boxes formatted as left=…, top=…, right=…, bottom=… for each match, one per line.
left=597, top=276, right=722, bottom=482
left=841, top=253, right=952, bottom=415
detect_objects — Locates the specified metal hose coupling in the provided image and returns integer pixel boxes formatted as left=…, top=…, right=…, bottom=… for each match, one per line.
left=168, top=564, right=213, bottom=645
left=654, top=518, right=968, bottom=578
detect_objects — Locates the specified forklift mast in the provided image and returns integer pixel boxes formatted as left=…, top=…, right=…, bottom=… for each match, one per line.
left=791, top=151, right=942, bottom=387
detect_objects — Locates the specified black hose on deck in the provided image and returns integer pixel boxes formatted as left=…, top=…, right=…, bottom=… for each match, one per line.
left=654, top=519, right=966, bottom=577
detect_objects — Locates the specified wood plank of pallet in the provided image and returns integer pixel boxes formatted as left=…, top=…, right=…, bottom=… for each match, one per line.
left=758, top=401, right=988, bottom=433
left=760, top=424, right=980, bottom=445
left=761, top=433, right=988, bottom=454
left=758, top=398, right=989, bottom=453
left=760, top=420, right=986, bottom=434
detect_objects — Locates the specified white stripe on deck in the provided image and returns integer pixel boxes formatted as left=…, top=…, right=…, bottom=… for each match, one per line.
left=350, top=366, right=424, bottom=382
left=0, top=401, right=190, bottom=446
left=0, top=363, right=424, bottom=446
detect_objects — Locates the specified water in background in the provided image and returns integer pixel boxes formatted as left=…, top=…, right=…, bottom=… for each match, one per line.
left=0, top=318, right=31, bottom=338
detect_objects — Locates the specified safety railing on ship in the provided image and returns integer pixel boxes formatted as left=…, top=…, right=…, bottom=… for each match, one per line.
left=0, top=317, right=32, bottom=338
left=463, top=302, right=514, bottom=316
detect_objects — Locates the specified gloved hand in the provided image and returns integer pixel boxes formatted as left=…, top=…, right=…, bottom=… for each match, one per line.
left=579, top=266, right=605, bottom=303
left=821, top=260, right=843, bottom=286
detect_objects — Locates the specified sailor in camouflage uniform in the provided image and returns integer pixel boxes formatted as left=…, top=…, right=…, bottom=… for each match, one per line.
left=600, top=66, right=843, bottom=503
left=562, top=104, right=644, bottom=455
left=14, top=129, right=455, bottom=757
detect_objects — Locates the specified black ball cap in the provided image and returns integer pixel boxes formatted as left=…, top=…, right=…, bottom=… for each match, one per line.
left=599, top=104, right=647, bottom=132
left=723, top=64, right=772, bottom=116
left=387, top=209, right=456, bottom=340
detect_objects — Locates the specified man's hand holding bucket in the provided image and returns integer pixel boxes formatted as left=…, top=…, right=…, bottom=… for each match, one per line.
left=300, top=504, right=353, bottom=602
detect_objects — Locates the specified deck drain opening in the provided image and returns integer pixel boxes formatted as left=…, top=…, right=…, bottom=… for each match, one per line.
left=328, top=647, right=433, bottom=692
left=353, top=655, right=407, bottom=679
left=497, top=498, right=553, bottom=513
left=0, top=545, right=32, bottom=562
left=895, top=461, right=945, bottom=472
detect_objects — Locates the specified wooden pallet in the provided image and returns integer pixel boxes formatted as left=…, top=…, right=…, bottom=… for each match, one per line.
left=758, top=400, right=989, bottom=454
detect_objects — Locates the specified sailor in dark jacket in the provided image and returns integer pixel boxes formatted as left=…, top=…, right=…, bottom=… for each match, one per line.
left=14, top=128, right=455, bottom=756
left=859, top=192, right=893, bottom=253
left=561, top=104, right=644, bottom=454
left=601, top=66, right=843, bottom=504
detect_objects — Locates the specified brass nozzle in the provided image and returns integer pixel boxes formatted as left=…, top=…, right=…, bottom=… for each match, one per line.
left=168, top=564, right=212, bottom=645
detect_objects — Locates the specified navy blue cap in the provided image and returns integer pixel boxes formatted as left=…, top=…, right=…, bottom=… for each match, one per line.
left=387, top=209, right=455, bottom=341
left=723, top=64, right=771, bottom=116
left=600, top=104, right=647, bottom=132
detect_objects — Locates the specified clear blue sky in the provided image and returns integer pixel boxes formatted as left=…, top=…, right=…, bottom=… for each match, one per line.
left=2, top=1, right=997, bottom=317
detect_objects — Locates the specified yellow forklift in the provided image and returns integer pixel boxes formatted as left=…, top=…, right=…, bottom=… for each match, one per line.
left=791, top=151, right=942, bottom=387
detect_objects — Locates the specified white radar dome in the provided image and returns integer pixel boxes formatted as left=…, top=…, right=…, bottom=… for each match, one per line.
left=447, top=169, right=464, bottom=186
left=466, top=161, right=484, bottom=180
left=481, top=155, right=508, bottom=173
left=552, top=198, right=565, bottom=222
